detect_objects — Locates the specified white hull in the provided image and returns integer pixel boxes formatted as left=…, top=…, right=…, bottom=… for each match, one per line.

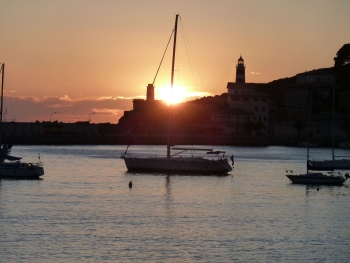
left=123, top=156, right=232, bottom=174
left=308, top=159, right=350, bottom=170
left=0, top=162, right=44, bottom=179
left=286, top=173, right=347, bottom=185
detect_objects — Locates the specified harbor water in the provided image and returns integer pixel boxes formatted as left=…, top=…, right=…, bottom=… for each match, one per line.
left=1, top=145, right=350, bottom=262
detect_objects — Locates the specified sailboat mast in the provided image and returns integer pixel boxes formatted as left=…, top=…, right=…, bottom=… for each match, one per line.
left=332, top=86, right=335, bottom=161
left=167, top=14, right=179, bottom=158
left=0, top=63, right=4, bottom=123
left=307, top=92, right=312, bottom=172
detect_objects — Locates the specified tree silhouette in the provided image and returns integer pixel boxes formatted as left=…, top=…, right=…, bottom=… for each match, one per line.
left=334, top=43, right=350, bottom=67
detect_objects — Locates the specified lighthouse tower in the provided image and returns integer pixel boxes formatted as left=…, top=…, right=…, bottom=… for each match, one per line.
left=236, top=56, right=245, bottom=83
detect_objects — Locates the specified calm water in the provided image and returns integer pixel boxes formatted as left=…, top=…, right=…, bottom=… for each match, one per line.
left=1, top=145, right=350, bottom=262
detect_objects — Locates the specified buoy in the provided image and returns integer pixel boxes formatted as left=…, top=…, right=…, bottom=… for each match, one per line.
left=129, top=181, right=132, bottom=188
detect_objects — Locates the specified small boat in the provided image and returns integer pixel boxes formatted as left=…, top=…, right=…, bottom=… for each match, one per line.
left=0, top=144, right=44, bottom=179
left=307, top=88, right=350, bottom=170
left=0, top=63, right=44, bottom=179
left=307, top=159, right=350, bottom=170
left=0, top=161, right=44, bottom=179
left=286, top=91, right=349, bottom=185
left=122, top=15, right=233, bottom=174
left=286, top=170, right=349, bottom=185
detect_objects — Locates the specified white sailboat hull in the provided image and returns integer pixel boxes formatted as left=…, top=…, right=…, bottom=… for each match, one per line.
left=123, top=156, right=232, bottom=174
left=308, top=159, right=350, bottom=170
left=286, top=173, right=347, bottom=185
left=0, top=162, right=44, bottom=179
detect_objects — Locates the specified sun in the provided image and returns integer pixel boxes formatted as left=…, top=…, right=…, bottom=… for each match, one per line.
left=156, top=85, right=187, bottom=104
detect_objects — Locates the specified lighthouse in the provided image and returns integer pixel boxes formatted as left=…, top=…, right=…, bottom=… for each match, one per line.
left=236, top=56, right=245, bottom=83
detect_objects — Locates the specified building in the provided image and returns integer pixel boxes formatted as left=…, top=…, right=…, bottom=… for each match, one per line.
left=284, top=68, right=335, bottom=109
left=223, top=56, right=270, bottom=134
left=204, top=108, right=252, bottom=134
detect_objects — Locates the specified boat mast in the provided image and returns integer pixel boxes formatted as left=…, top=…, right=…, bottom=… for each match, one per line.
left=167, top=14, right=179, bottom=158
left=307, top=92, right=312, bottom=172
left=0, top=63, right=4, bottom=123
left=332, top=85, right=335, bottom=161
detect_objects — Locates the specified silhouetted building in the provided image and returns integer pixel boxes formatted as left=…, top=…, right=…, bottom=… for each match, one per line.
left=226, top=83, right=269, bottom=134
left=284, top=68, right=335, bottom=109
left=146, top=84, right=155, bottom=101
left=204, top=108, right=252, bottom=134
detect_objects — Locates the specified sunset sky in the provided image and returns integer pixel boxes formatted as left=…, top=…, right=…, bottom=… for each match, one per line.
left=1, top=0, right=349, bottom=123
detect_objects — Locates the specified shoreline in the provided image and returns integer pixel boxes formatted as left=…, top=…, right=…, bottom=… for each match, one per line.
left=3, top=134, right=344, bottom=148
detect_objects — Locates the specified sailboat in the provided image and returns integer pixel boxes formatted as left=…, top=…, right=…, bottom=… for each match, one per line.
left=121, top=15, right=233, bottom=174
left=0, top=63, right=44, bottom=179
left=307, top=86, right=350, bottom=170
left=286, top=148, right=349, bottom=185
left=286, top=170, right=349, bottom=185
left=285, top=91, right=349, bottom=185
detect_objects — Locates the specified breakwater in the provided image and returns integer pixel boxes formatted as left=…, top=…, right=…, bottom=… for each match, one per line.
left=1, top=121, right=345, bottom=147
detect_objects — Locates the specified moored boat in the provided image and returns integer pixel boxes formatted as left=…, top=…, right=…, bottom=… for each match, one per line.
left=123, top=148, right=233, bottom=174
left=0, top=63, right=44, bottom=179
left=0, top=160, right=44, bottom=179
left=285, top=89, right=349, bottom=185
left=308, top=159, right=350, bottom=170
left=286, top=170, right=349, bottom=185
left=121, top=15, right=233, bottom=174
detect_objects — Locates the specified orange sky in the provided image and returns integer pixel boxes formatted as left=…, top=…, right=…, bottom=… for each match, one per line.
left=1, top=0, right=349, bottom=123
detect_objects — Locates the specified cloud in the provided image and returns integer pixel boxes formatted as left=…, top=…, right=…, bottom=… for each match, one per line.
left=3, top=95, right=133, bottom=124
left=2, top=92, right=213, bottom=123
left=250, top=72, right=260, bottom=75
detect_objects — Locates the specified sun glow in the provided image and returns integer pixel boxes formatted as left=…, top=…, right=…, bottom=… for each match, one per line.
left=156, top=85, right=188, bottom=104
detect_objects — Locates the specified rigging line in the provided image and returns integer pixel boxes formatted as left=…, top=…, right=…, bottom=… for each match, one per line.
left=179, top=20, right=197, bottom=91
left=179, top=18, right=205, bottom=93
left=152, top=29, right=174, bottom=85
left=124, top=27, right=176, bottom=155
left=125, top=22, right=178, bottom=154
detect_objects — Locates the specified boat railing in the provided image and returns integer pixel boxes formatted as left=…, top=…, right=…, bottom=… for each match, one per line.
left=122, top=153, right=165, bottom=159
left=122, top=152, right=228, bottom=161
